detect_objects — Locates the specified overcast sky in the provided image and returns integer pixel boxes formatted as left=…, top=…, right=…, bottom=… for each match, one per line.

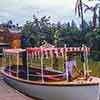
left=0, top=0, right=99, bottom=25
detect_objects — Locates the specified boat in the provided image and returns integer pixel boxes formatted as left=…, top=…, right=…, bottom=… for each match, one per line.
left=1, top=47, right=100, bottom=100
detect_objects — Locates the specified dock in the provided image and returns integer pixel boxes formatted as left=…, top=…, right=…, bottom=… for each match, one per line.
left=0, top=78, right=34, bottom=100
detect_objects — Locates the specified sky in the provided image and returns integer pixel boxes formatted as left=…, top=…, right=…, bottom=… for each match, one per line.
left=0, top=0, right=100, bottom=25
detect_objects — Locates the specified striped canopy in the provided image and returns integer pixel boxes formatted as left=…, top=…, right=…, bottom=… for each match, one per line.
left=26, top=47, right=90, bottom=52
left=26, top=47, right=90, bottom=57
left=3, top=49, right=25, bottom=54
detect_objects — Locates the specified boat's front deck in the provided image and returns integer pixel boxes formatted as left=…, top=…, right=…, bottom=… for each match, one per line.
left=46, top=77, right=100, bottom=85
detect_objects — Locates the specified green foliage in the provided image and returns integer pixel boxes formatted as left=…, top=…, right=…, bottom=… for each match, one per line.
left=22, top=15, right=51, bottom=47
left=22, top=15, right=100, bottom=61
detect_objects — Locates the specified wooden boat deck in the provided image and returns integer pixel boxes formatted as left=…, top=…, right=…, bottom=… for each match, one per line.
left=45, top=77, right=100, bottom=85
left=0, top=77, right=35, bottom=100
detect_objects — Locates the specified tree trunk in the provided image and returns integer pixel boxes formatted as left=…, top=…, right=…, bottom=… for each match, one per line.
left=93, top=11, right=97, bottom=28
left=99, top=7, right=100, bottom=27
left=80, top=0, right=84, bottom=33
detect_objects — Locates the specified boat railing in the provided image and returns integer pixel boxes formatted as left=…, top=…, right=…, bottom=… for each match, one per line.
left=29, top=73, right=64, bottom=77
left=5, top=68, right=64, bottom=78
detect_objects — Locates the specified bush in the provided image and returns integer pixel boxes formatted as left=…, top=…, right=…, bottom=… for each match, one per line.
left=90, top=50, right=100, bottom=61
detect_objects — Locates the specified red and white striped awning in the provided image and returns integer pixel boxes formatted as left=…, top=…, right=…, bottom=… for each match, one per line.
left=26, top=47, right=90, bottom=57
left=3, top=47, right=90, bottom=55
left=3, top=49, right=25, bottom=54
left=26, top=47, right=90, bottom=53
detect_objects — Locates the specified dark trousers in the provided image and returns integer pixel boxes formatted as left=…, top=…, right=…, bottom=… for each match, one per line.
left=68, top=71, right=72, bottom=81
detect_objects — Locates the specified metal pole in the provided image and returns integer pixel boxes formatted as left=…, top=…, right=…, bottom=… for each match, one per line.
left=26, top=51, right=29, bottom=80
left=64, top=44, right=68, bottom=80
left=82, top=44, right=86, bottom=77
left=8, top=54, right=11, bottom=75
left=31, top=52, right=34, bottom=66
left=17, top=53, right=19, bottom=78
left=85, top=47, right=89, bottom=77
left=50, top=48, right=53, bottom=67
left=40, top=47, right=44, bottom=83
left=2, top=50, right=5, bottom=68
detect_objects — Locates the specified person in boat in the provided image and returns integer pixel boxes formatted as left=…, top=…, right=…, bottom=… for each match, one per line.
left=65, top=54, right=79, bottom=81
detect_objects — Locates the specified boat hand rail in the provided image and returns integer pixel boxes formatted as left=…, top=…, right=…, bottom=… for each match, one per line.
left=29, top=73, right=64, bottom=77
left=5, top=69, right=65, bottom=78
left=5, top=69, right=25, bottom=74
left=5, top=69, right=17, bottom=73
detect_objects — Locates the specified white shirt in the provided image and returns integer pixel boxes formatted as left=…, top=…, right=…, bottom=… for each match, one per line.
left=65, top=60, right=76, bottom=75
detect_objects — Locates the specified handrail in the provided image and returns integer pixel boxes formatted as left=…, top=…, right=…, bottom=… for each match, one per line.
left=5, top=69, right=64, bottom=78
left=29, top=73, right=64, bottom=77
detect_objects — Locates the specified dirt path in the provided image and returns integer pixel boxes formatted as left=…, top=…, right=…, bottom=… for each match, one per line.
left=0, top=78, right=34, bottom=100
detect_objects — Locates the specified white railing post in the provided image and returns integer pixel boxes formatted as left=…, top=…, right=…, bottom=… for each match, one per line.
left=50, top=48, right=53, bottom=67
left=82, top=44, right=86, bottom=77
left=8, top=54, right=11, bottom=75
left=16, top=53, right=19, bottom=78
left=26, top=51, right=29, bottom=80
left=40, top=47, right=44, bottom=83
left=85, top=46, right=89, bottom=77
left=64, top=44, right=68, bottom=81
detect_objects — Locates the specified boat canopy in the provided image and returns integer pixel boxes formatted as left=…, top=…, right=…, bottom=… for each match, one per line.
left=3, top=49, right=25, bottom=54
left=26, top=47, right=90, bottom=57
left=3, top=47, right=90, bottom=56
left=26, top=47, right=90, bottom=52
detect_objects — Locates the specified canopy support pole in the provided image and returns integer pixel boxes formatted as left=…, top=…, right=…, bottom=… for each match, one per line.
left=50, top=48, right=53, bottom=67
left=85, top=48, right=89, bottom=77
left=16, top=53, right=19, bottom=78
left=64, top=44, right=68, bottom=81
left=26, top=51, right=29, bottom=80
left=83, top=44, right=86, bottom=78
left=8, top=54, right=12, bottom=75
left=31, top=52, right=34, bottom=66
left=40, top=47, right=44, bottom=83
left=2, top=51, right=6, bottom=69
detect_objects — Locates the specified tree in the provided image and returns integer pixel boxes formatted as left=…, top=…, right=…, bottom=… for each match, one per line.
left=71, top=20, right=78, bottom=29
left=80, top=20, right=89, bottom=33
left=75, top=0, right=84, bottom=33
left=57, top=21, right=81, bottom=47
left=85, top=28, right=100, bottom=60
left=22, top=15, right=51, bottom=47
left=98, top=6, right=100, bottom=27
left=48, top=23, right=60, bottom=46
left=0, top=20, right=13, bottom=28
left=84, top=3, right=100, bottom=28
left=85, top=28, right=100, bottom=50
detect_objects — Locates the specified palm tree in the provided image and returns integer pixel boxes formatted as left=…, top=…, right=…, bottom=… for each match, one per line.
left=84, top=3, right=100, bottom=28
left=98, top=6, right=100, bottom=27
left=75, top=0, right=84, bottom=33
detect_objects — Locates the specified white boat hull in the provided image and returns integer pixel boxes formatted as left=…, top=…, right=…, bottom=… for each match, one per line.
left=3, top=75, right=100, bottom=100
